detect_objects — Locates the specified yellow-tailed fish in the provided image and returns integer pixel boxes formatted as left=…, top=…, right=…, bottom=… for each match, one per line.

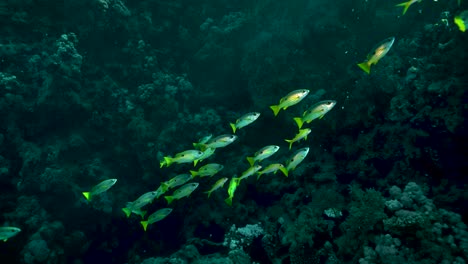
left=122, top=191, right=159, bottom=218
left=246, top=145, right=280, bottom=166
left=238, top=164, right=262, bottom=182
left=193, top=134, right=238, bottom=151
left=357, top=37, right=395, bottom=75
left=161, top=174, right=192, bottom=192
left=190, top=163, right=224, bottom=178
left=270, top=89, right=310, bottom=116
left=454, top=11, right=468, bottom=32
left=286, top=147, right=310, bottom=172
left=140, top=208, right=173, bottom=232
left=257, top=163, right=288, bottom=180
left=164, top=182, right=199, bottom=204
left=224, top=177, right=240, bottom=206
left=229, top=112, right=261, bottom=133
left=194, top=147, right=215, bottom=166
left=160, top=149, right=204, bottom=168
left=204, top=177, right=229, bottom=198
left=285, top=128, right=311, bottom=150
left=395, top=0, right=421, bottom=15
left=82, top=179, right=117, bottom=201
left=0, top=227, right=21, bottom=242
left=193, top=134, right=213, bottom=150
left=154, top=185, right=167, bottom=199
left=293, top=100, right=337, bottom=129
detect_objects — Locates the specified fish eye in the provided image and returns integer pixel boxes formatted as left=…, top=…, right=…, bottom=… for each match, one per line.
left=327, top=102, right=332, bottom=105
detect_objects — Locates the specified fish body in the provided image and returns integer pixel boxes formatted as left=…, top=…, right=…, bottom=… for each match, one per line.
left=194, top=147, right=215, bottom=166
left=204, top=177, right=229, bottom=198
left=204, top=134, right=238, bottom=149
left=160, top=150, right=204, bottom=168
left=0, top=227, right=21, bottom=242
left=238, top=164, right=262, bottom=182
left=230, top=112, right=261, bottom=133
left=224, top=177, right=240, bottom=206
left=82, top=179, right=117, bottom=201
left=190, top=163, right=224, bottom=178
left=454, top=11, right=468, bottom=32
left=122, top=191, right=158, bottom=218
left=285, top=129, right=311, bottom=150
left=257, top=163, right=288, bottom=179
left=270, top=89, right=310, bottom=116
left=286, top=147, right=310, bottom=172
left=161, top=174, right=192, bottom=192
left=140, top=208, right=173, bottom=231
left=164, top=182, right=199, bottom=204
left=357, top=37, right=395, bottom=74
left=293, top=100, right=337, bottom=129
left=395, top=0, right=421, bottom=15
left=246, top=145, right=280, bottom=166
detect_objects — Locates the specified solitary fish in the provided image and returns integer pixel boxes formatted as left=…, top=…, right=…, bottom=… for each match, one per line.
left=285, top=128, right=311, bottom=150
left=164, top=183, right=199, bottom=204
left=246, top=145, right=280, bottom=166
left=82, top=179, right=117, bottom=201
left=357, top=37, right=395, bottom=75
left=140, top=208, right=173, bottom=232
left=204, top=177, right=229, bottom=198
left=229, top=112, right=261, bottom=133
left=286, top=147, right=310, bottom=172
left=257, top=163, right=288, bottom=179
left=395, top=0, right=421, bottom=15
left=270, top=89, right=310, bottom=116
left=293, top=100, right=336, bottom=129
left=160, top=150, right=204, bottom=168
left=225, top=177, right=241, bottom=206
left=0, top=226, right=21, bottom=242
left=190, top=163, right=224, bottom=178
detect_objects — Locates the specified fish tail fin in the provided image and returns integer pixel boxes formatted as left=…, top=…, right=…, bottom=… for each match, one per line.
left=190, top=170, right=198, bottom=178
left=257, top=173, right=262, bottom=180
left=285, top=139, right=293, bottom=150
left=164, top=196, right=174, bottom=205
left=246, top=157, right=255, bottom=167
left=270, top=105, right=281, bottom=116
left=224, top=196, right=233, bottom=206
left=82, top=192, right=91, bottom=201
left=137, top=210, right=147, bottom=219
left=357, top=61, right=371, bottom=74
left=293, top=117, right=303, bottom=129
left=122, top=207, right=132, bottom=218
left=229, top=123, right=237, bottom=134
left=163, top=157, right=173, bottom=167
left=204, top=190, right=212, bottom=198
left=279, top=167, right=289, bottom=177
left=395, top=1, right=411, bottom=15
left=454, top=16, right=466, bottom=32
left=140, top=221, right=149, bottom=232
